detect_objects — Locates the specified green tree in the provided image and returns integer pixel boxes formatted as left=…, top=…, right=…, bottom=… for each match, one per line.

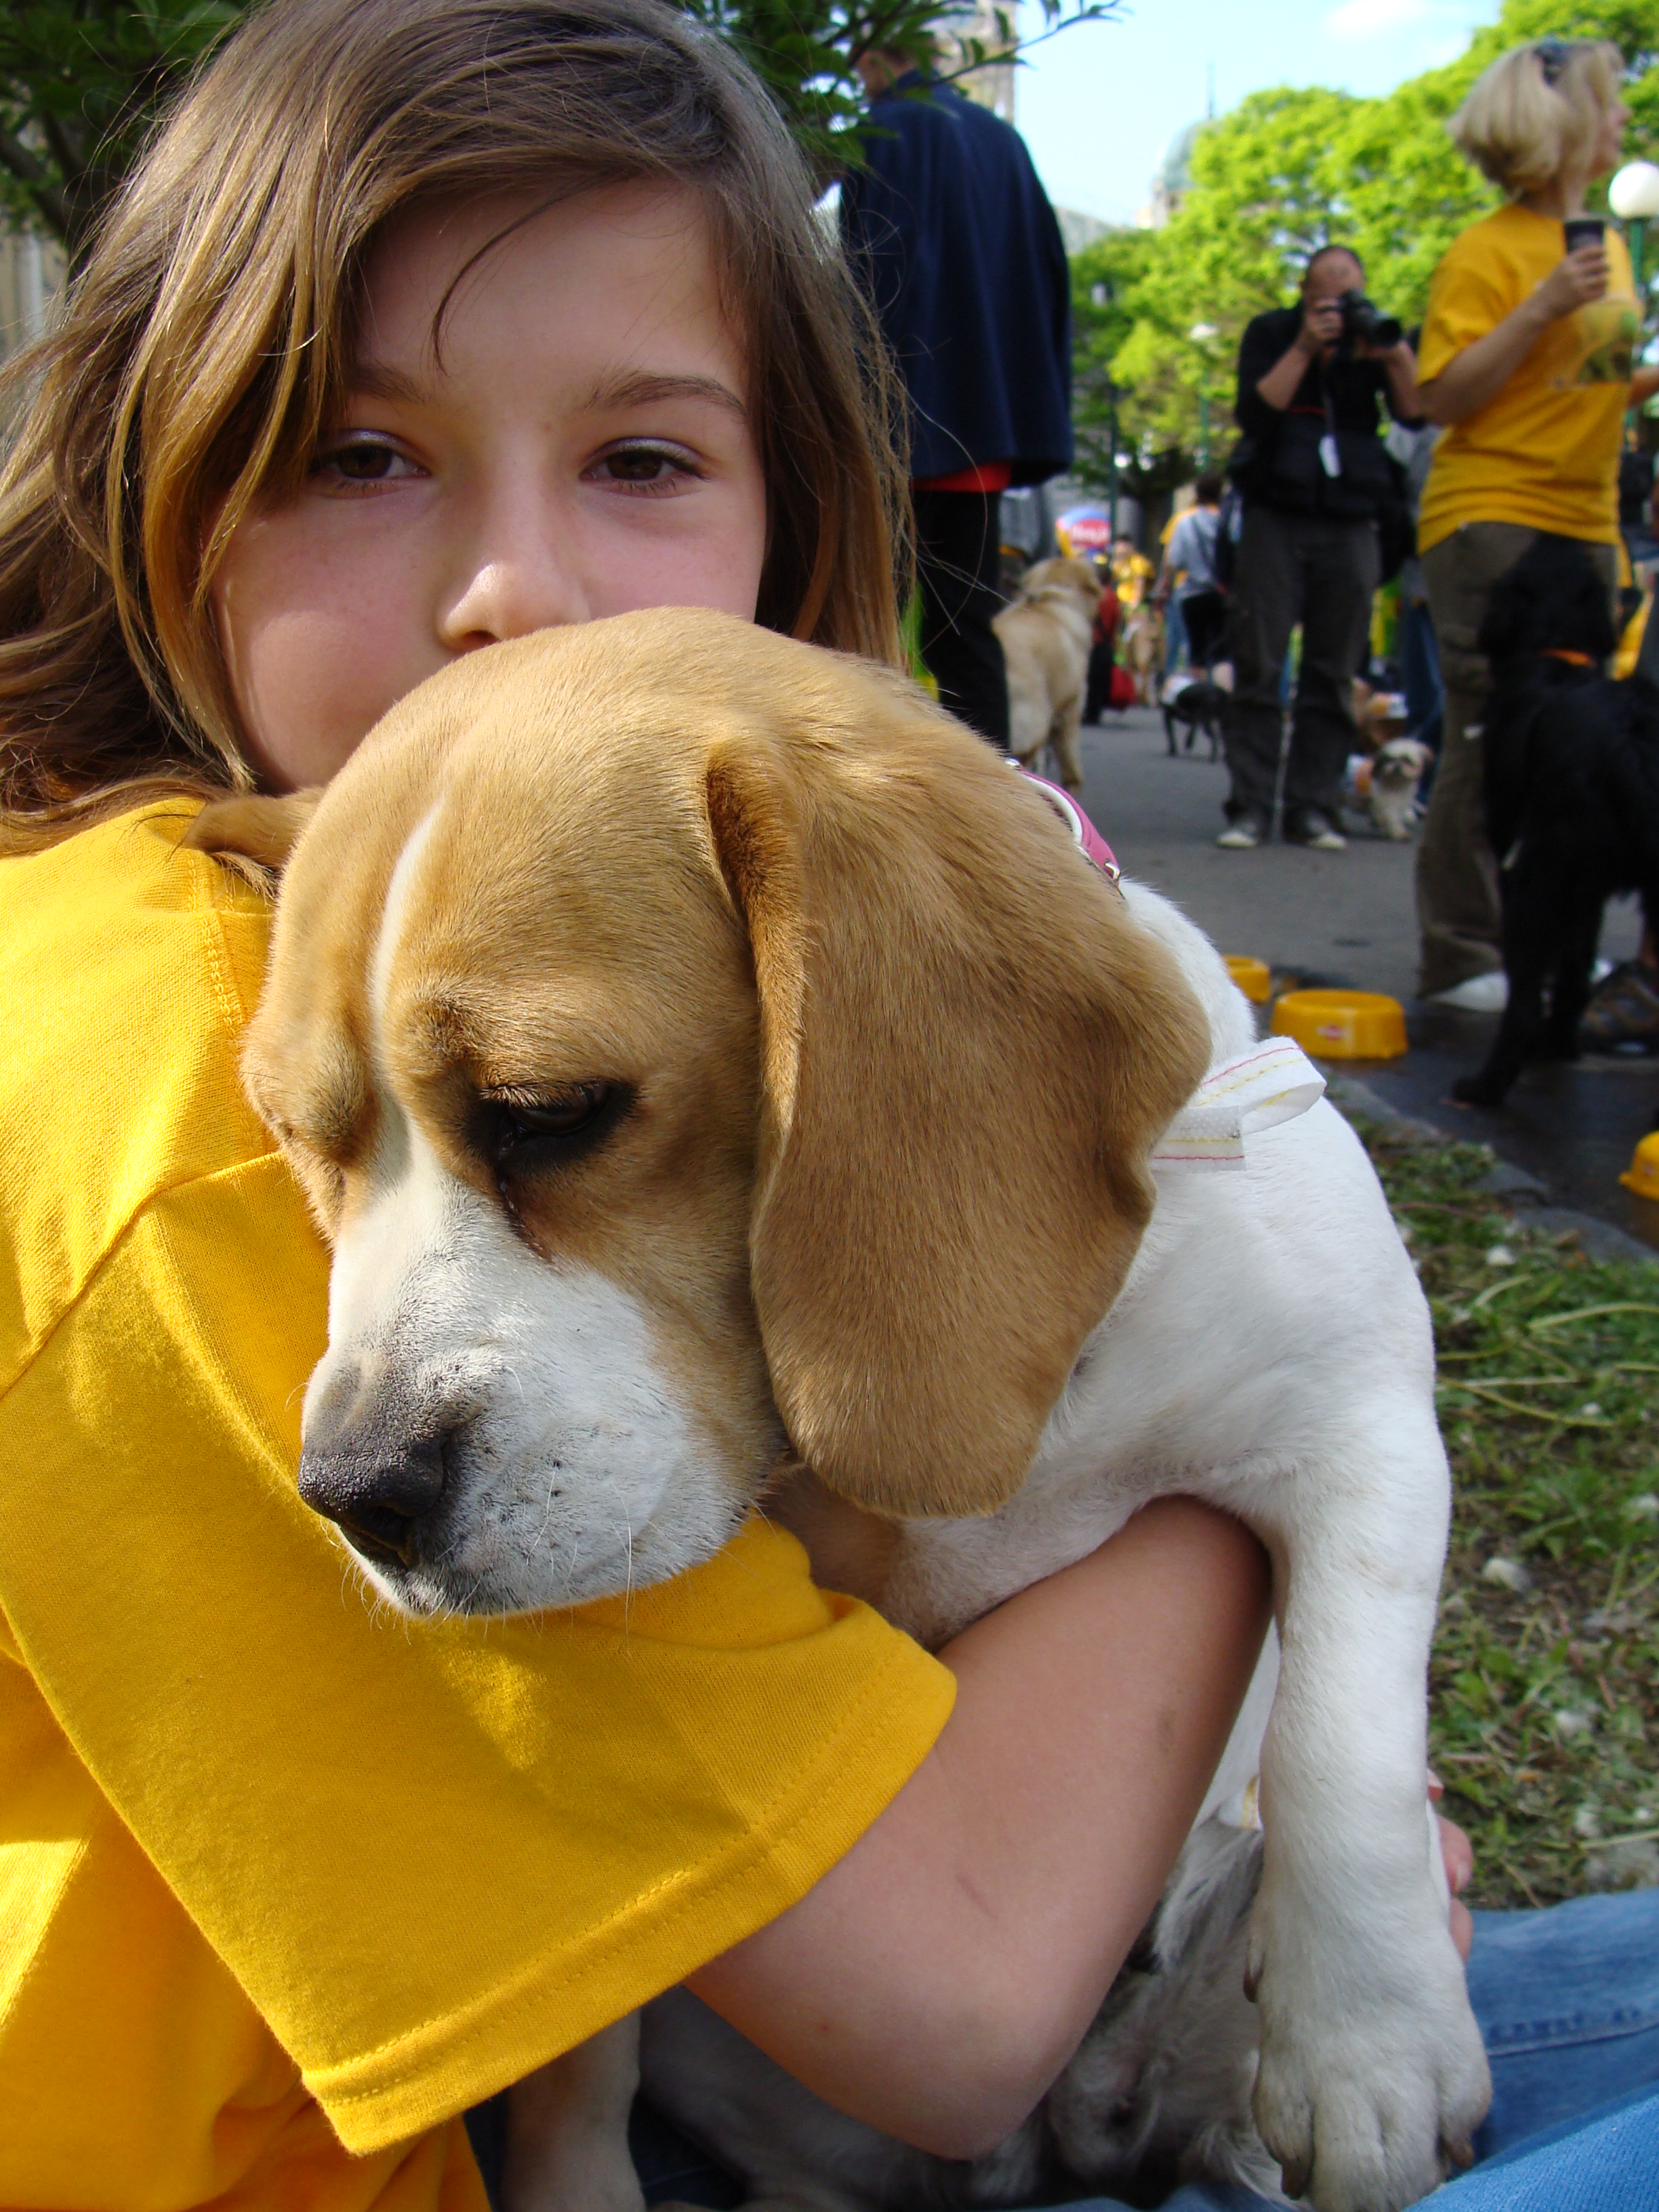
left=0, top=0, right=1115, bottom=254
left=0, top=1, right=242, bottom=251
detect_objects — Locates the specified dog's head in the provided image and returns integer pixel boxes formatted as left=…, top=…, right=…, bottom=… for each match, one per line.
left=191, top=611, right=1206, bottom=1616
left=1020, top=556, right=1105, bottom=612
left=1477, top=533, right=1616, bottom=672
left=1372, top=737, right=1432, bottom=789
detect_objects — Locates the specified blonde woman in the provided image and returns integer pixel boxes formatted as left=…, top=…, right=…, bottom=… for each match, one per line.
left=1414, top=37, right=1659, bottom=1007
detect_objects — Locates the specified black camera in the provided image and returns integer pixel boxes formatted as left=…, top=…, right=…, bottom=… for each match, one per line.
left=1338, top=290, right=1403, bottom=350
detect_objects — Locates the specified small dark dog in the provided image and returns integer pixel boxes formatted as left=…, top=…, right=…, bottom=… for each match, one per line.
left=1452, top=533, right=1659, bottom=1109
left=1162, top=676, right=1227, bottom=760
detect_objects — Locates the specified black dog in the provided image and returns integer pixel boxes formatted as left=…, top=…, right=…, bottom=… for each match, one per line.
left=1452, top=533, right=1659, bottom=1108
left=1162, top=678, right=1226, bottom=760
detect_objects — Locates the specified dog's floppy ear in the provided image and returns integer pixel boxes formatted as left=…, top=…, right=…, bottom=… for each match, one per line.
left=706, top=716, right=1209, bottom=1519
left=182, top=790, right=321, bottom=872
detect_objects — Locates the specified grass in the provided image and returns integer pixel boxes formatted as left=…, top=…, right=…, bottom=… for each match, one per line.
left=1352, top=1118, right=1659, bottom=1908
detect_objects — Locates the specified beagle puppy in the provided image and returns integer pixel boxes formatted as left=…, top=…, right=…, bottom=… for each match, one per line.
left=190, top=607, right=1488, bottom=2212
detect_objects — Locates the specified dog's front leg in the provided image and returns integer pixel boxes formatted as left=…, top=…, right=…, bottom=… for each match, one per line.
left=1244, top=1417, right=1490, bottom=2212
left=503, top=2013, right=646, bottom=2212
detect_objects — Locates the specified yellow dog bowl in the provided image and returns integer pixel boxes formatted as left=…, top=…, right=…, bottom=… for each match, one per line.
left=1225, top=955, right=1273, bottom=1004
left=1271, top=989, right=1408, bottom=1061
left=1620, top=1130, right=1659, bottom=1201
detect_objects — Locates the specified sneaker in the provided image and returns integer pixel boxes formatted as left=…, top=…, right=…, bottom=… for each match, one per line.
left=1284, top=808, right=1347, bottom=852
left=1580, top=960, right=1659, bottom=1052
left=1216, top=813, right=1269, bottom=850
left=1425, top=970, right=1509, bottom=1013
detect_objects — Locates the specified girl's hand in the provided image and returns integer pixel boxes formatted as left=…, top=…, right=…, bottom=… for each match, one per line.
left=1537, top=241, right=1610, bottom=321
left=1429, top=1769, right=1475, bottom=1962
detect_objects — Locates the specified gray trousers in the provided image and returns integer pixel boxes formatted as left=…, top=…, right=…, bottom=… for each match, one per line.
left=1220, top=506, right=1379, bottom=822
left=1414, top=523, right=1620, bottom=998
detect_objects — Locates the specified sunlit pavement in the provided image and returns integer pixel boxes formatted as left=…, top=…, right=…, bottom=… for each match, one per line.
left=1069, top=705, right=1659, bottom=1255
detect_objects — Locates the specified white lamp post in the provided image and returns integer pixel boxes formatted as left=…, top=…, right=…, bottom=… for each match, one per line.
left=1610, top=161, right=1659, bottom=326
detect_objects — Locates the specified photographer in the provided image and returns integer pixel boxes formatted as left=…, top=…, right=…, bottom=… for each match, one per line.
left=1217, top=245, right=1422, bottom=850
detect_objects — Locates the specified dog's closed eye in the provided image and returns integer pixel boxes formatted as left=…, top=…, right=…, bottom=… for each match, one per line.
left=471, top=1081, right=633, bottom=1193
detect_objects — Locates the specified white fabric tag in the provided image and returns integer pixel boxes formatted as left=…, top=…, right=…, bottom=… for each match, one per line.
left=1319, top=432, right=1342, bottom=477
left=1215, top=1776, right=1263, bottom=1832
left=1151, top=1037, right=1326, bottom=1173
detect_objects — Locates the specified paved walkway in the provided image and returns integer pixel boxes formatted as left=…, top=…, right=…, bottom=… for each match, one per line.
left=1069, top=706, right=1658, bottom=1255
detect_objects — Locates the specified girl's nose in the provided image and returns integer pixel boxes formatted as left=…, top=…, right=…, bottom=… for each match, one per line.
left=438, top=494, right=590, bottom=649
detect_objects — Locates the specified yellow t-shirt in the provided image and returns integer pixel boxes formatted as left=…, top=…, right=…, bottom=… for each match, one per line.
left=0, top=805, right=955, bottom=2206
left=1417, top=204, right=1639, bottom=553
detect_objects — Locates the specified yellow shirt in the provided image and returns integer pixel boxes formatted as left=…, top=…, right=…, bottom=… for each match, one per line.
left=1418, top=204, right=1639, bottom=553
left=0, top=806, right=954, bottom=2207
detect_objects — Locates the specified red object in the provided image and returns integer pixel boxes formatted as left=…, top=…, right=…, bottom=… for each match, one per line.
left=1094, top=586, right=1122, bottom=648
left=912, top=460, right=1014, bottom=493
left=1108, top=665, right=1137, bottom=711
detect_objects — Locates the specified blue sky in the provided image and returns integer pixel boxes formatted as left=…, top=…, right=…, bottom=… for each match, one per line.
left=1016, top=0, right=1500, bottom=224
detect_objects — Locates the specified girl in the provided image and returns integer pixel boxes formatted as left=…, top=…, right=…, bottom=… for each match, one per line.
left=0, top=3, right=1268, bottom=2207
left=1414, top=36, right=1659, bottom=1005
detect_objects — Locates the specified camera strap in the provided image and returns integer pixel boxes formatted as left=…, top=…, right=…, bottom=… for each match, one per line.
left=1318, top=368, right=1342, bottom=478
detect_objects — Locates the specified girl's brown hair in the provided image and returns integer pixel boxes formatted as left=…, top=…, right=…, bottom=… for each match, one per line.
left=0, top=0, right=907, bottom=836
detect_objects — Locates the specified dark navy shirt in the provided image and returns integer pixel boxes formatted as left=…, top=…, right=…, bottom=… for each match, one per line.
left=840, top=74, right=1072, bottom=486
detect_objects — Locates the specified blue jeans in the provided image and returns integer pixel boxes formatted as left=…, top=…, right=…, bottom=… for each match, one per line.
left=621, top=1891, right=1659, bottom=2209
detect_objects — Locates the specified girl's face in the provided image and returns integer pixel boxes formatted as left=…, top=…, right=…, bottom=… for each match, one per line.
left=211, top=184, right=770, bottom=791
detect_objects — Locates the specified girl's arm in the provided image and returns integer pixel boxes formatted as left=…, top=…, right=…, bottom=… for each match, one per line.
left=1420, top=243, right=1609, bottom=426
left=688, top=1497, right=1272, bottom=2158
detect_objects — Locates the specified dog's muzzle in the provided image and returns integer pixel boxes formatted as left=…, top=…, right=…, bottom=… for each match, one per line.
left=298, top=1429, right=449, bottom=1568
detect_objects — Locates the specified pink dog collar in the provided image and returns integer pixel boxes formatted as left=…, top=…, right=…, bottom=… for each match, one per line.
left=1017, top=769, right=1122, bottom=886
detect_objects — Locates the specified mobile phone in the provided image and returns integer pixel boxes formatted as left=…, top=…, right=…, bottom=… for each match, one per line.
left=1564, top=217, right=1607, bottom=253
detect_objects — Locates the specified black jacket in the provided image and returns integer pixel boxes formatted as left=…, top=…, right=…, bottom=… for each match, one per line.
left=840, top=75, right=1072, bottom=486
left=1230, top=306, right=1409, bottom=520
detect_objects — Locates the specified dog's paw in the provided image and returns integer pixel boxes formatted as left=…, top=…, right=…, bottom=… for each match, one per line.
left=1449, top=1072, right=1506, bottom=1109
left=1247, top=1920, right=1491, bottom=2211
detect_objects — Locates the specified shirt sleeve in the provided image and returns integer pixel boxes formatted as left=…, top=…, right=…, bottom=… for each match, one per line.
left=0, top=1150, right=955, bottom=2154
left=1234, top=312, right=1295, bottom=439
left=1418, top=232, right=1516, bottom=385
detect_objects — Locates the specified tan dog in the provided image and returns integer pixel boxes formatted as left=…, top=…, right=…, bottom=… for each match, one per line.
left=192, top=611, right=1202, bottom=1596
left=1121, top=600, right=1166, bottom=704
left=993, top=555, right=1103, bottom=793
left=190, top=608, right=1489, bottom=2212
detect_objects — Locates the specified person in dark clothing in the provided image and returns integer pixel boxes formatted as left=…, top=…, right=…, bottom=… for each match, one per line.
left=841, top=53, right=1072, bottom=746
left=1217, top=245, right=1422, bottom=850
left=1082, top=569, right=1124, bottom=724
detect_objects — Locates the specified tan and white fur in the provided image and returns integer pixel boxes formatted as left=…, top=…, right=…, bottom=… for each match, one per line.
left=191, top=607, right=1488, bottom=2212
left=994, top=555, right=1103, bottom=793
left=1120, top=601, right=1166, bottom=704
left=1366, top=738, right=1433, bottom=842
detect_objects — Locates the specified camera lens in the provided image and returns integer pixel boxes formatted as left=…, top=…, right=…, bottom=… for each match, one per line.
left=1340, top=292, right=1402, bottom=350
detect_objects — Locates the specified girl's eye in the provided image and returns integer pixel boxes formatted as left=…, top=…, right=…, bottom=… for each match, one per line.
left=313, top=438, right=422, bottom=489
left=589, top=444, right=702, bottom=493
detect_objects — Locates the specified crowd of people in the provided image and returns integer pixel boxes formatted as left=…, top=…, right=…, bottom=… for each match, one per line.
left=956, top=40, right=1659, bottom=1042
left=0, top=8, right=1656, bottom=2212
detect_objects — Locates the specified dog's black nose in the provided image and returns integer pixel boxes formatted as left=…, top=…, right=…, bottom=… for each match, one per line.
left=298, top=1434, right=447, bottom=1567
